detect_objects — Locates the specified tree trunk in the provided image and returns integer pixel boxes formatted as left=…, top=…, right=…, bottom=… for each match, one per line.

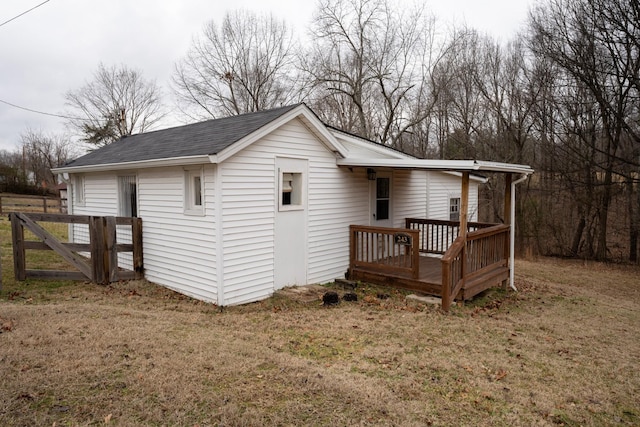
left=571, top=216, right=586, bottom=256
left=630, top=178, right=639, bottom=263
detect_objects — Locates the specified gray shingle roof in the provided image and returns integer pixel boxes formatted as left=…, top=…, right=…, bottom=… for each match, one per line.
left=64, top=104, right=302, bottom=168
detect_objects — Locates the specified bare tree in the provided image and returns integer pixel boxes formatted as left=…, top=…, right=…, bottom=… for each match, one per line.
left=529, top=0, right=640, bottom=260
left=66, top=63, right=165, bottom=146
left=302, top=0, right=442, bottom=148
left=20, top=128, right=78, bottom=190
left=173, top=10, right=298, bottom=119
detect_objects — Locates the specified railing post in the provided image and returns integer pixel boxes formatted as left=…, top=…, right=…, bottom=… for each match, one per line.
left=411, top=229, right=419, bottom=279
left=441, top=259, right=451, bottom=311
left=43, top=197, right=47, bottom=213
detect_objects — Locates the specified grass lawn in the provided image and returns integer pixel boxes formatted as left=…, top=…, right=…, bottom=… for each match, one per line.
left=0, top=216, right=638, bottom=426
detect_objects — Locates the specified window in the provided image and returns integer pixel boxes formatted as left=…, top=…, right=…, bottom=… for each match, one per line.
left=119, top=175, right=138, bottom=217
left=74, top=175, right=85, bottom=206
left=185, top=168, right=204, bottom=215
left=449, top=197, right=460, bottom=221
left=375, top=177, right=390, bottom=221
left=280, top=171, right=303, bottom=210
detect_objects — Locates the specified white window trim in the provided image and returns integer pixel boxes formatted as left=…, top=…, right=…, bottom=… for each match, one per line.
left=74, top=175, right=85, bottom=206
left=278, top=168, right=304, bottom=212
left=184, top=167, right=205, bottom=216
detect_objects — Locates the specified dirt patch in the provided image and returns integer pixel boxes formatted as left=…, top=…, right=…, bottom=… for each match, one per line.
left=276, top=284, right=328, bottom=303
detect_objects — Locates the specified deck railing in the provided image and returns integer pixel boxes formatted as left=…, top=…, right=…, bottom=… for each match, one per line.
left=441, top=224, right=510, bottom=310
left=349, top=225, right=420, bottom=279
left=405, top=218, right=494, bottom=254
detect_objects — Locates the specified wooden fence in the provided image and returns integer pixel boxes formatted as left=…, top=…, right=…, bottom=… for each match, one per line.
left=10, top=212, right=143, bottom=284
left=0, top=195, right=63, bottom=214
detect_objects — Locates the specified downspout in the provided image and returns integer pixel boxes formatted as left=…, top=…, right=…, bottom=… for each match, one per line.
left=509, top=174, right=529, bottom=291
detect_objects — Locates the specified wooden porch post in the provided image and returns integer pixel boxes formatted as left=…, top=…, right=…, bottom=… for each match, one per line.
left=460, top=172, right=469, bottom=238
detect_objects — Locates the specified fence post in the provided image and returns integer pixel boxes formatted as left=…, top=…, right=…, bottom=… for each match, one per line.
left=132, top=218, right=144, bottom=279
left=89, top=216, right=107, bottom=284
left=10, top=213, right=26, bottom=281
left=105, top=217, right=118, bottom=282
left=43, top=197, right=47, bottom=213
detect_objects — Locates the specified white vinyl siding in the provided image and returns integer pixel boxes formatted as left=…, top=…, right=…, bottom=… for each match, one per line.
left=138, top=166, right=216, bottom=303
left=392, top=169, right=428, bottom=228
left=220, top=118, right=370, bottom=305
left=68, top=168, right=217, bottom=303
left=426, top=172, right=479, bottom=221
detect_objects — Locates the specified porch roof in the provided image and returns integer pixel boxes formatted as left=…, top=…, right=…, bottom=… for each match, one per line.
left=336, top=158, right=534, bottom=175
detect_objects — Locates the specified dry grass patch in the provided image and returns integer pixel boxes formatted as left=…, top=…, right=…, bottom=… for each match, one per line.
left=0, top=259, right=639, bottom=426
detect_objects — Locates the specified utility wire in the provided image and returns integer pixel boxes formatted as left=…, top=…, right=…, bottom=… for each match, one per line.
left=0, top=0, right=52, bottom=28
left=0, top=98, right=85, bottom=120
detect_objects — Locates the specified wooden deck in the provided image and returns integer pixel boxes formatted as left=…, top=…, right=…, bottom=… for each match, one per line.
left=348, top=220, right=511, bottom=309
left=349, top=255, right=443, bottom=295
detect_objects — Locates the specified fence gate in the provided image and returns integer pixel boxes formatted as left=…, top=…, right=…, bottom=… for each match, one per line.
left=10, top=212, right=143, bottom=284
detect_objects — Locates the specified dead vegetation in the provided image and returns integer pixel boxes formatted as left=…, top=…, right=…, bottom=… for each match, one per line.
left=0, top=258, right=639, bottom=426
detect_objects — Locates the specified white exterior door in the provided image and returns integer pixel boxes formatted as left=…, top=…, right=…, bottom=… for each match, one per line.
left=370, top=171, right=393, bottom=227
left=274, top=157, right=308, bottom=289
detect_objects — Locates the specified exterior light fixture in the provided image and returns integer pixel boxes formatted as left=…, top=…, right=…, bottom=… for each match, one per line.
left=367, top=168, right=377, bottom=181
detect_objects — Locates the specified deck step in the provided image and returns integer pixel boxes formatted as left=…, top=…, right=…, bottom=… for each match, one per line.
left=462, top=265, right=509, bottom=300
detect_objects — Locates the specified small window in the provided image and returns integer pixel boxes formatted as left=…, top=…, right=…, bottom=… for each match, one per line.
left=449, top=197, right=460, bottom=221
left=375, top=177, right=390, bottom=221
left=74, top=175, right=85, bottom=206
left=280, top=171, right=303, bottom=210
left=185, top=169, right=204, bottom=215
left=119, top=175, right=138, bottom=217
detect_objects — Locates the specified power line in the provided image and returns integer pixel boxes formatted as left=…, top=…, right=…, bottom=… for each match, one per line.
left=0, top=0, right=52, bottom=28
left=0, top=98, right=84, bottom=120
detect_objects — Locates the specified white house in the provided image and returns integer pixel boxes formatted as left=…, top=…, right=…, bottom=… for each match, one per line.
left=54, top=104, right=531, bottom=306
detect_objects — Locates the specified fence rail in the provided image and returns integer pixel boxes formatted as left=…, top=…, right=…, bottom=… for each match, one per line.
left=10, top=212, right=143, bottom=284
left=0, top=195, right=63, bottom=214
left=349, top=225, right=420, bottom=279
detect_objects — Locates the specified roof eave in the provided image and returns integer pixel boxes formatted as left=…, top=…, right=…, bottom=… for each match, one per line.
left=336, top=158, right=534, bottom=175
left=52, top=155, right=213, bottom=174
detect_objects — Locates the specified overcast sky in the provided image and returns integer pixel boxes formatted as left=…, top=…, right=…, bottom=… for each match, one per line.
left=0, top=0, right=532, bottom=152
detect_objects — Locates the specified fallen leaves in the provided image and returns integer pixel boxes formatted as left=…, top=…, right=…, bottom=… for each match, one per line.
left=1, top=316, right=15, bottom=332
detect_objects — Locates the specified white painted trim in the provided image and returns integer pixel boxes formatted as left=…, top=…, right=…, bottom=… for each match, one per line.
left=53, top=155, right=212, bottom=174
left=215, top=163, right=225, bottom=306
left=215, top=104, right=348, bottom=162
left=330, top=130, right=410, bottom=159
left=337, top=158, right=534, bottom=174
